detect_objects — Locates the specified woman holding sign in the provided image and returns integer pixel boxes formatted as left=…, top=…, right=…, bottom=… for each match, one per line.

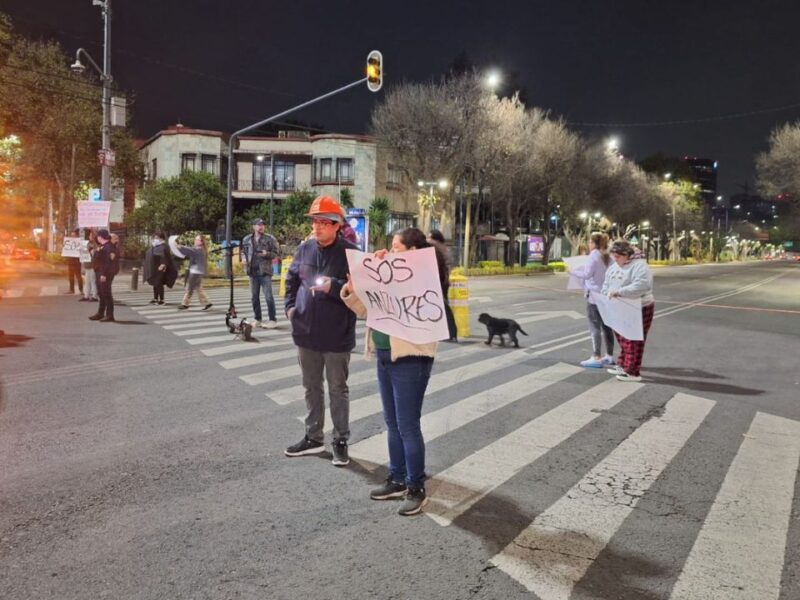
left=341, top=227, right=448, bottom=516
left=601, top=240, right=655, bottom=382
left=569, top=232, right=615, bottom=368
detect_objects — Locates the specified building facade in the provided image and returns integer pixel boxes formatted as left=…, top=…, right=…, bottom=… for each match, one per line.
left=137, top=124, right=228, bottom=184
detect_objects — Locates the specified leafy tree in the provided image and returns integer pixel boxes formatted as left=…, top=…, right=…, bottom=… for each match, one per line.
left=338, top=187, right=354, bottom=209
left=233, top=189, right=315, bottom=247
left=128, top=171, right=226, bottom=235
left=757, top=122, right=800, bottom=239
left=368, top=197, right=390, bottom=250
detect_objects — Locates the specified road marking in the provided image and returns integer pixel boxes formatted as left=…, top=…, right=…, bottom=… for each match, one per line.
left=426, top=378, right=644, bottom=526
left=490, top=393, right=715, bottom=600
left=201, top=341, right=280, bottom=357
left=153, top=315, right=223, bottom=325
left=348, top=363, right=581, bottom=469
left=163, top=319, right=227, bottom=330
left=310, top=344, right=487, bottom=428
left=173, top=325, right=232, bottom=336
left=344, top=346, right=536, bottom=421
left=219, top=347, right=298, bottom=369
left=669, top=412, right=800, bottom=600
left=185, top=334, right=245, bottom=345
left=41, top=285, right=59, bottom=295
left=516, top=310, right=584, bottom=325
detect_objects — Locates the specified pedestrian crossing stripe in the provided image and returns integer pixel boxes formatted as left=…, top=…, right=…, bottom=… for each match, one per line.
left=348, top=363, right=582, bottom=469
left=489, top=393, right=715, bottom=599
left=425, top=377, right=645, bottom=526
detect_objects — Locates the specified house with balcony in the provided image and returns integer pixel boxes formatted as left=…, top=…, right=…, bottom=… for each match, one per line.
left=232, top=131, right=418, bottom=233
left=137, top=123, right=228, bottom=183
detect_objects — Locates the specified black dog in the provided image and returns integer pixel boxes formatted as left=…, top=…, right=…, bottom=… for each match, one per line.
left=478, top=313, right=529, bottom=348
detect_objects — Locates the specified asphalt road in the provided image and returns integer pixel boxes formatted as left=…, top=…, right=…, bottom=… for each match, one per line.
left=1, top=260, right=798, bottom=600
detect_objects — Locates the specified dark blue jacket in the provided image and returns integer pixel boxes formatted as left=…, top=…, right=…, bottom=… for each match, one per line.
left=285, top=236, right=358, bottom=353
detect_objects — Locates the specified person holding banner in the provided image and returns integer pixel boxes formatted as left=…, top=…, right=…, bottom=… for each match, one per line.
left=81, top=230, right=98, bottom=302
left=143, top=231, right=177, bottom=305
left=601, top=240, right=655, bottom=382
left=169, top=234, right=212, bottom=310
left=64, top=228, right=84, bottom=296
left=341, top=228, right=448, bottom=516
left=568, top=232, right=615, bottom=368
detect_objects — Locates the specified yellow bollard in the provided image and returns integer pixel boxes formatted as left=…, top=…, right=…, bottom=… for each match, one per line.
left=278, top=255, right=293, bottom=297
left=448, top=272, right=470, bottom=338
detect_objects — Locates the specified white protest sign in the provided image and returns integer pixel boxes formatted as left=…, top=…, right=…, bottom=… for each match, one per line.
left=563, top=255, right=589, bottom=290
left=79, top=240, right=91, bottom=263
left=346, top=247, right=449, bottom=344
left=590, top=291, right=644, bottom=341
left=61, top=237, right=82, bottom=258
left=77, top=201, right=111, bottom=228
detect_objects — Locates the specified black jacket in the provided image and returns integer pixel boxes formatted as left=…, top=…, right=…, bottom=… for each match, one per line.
left=285, top=236, right=358, bottom=353
left=92, top=241, right=118, bottom=278
left=143, top=243, right=178, bottom=288
left=241, top=232, right=279, bottom=277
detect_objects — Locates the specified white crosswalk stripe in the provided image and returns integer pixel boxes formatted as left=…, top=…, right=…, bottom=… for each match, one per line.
left=490, top=393, right=715, bottom=599
left=669, top=412, right=800, bottom=600
left=117, top=285, right=799, bottom=596
left=348, top=362, right=581, bottom=469
left=425, top=377, right=644, bottom=526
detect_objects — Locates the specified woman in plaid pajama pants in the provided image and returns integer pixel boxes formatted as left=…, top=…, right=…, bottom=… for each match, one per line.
left=601, top=240, right=655, bottom=382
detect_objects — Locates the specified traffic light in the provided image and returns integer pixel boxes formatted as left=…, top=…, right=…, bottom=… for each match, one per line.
left=366, top=50, right=383, bottom=92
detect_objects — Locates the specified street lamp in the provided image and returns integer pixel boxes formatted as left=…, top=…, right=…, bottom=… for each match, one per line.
left=485, top=70, right=501, bottom=90
left=418, top=178, right=452, bottom=258
left=71, top=0, right=112, bottom=205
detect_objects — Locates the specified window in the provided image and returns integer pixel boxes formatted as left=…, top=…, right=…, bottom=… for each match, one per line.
left=151, top=158, right=157, bottom=180
left=337, top=158, right=354, bottom=182
left=387, top=164, right=403, bottom=186
left=274, top=161, right=295, bottom=191
left=181, top=153, right=196, bottom=173
left=253, top=161, right=269, bottom=191
left=201, top=154, right=217, bottom=175
left=314, top=158, right=333, bottom=183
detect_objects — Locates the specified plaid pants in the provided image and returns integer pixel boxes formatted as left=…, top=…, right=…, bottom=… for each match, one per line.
left=615, top=303, right=655, bottom=376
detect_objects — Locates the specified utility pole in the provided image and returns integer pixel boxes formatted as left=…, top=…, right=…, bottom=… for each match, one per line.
left=101, top=0, right=111, bottom=204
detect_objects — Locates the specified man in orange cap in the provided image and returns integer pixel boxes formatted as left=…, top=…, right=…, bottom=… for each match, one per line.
left=284, top=196, right=358, bottom=466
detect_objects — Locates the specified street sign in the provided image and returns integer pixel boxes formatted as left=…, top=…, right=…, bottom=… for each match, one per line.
left=89, top=188, right=102, bottom=202
left=97, top=149, right=116, bottom=167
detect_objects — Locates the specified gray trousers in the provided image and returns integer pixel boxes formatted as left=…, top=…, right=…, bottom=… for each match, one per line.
left=586, top=302, right=615, bottom=356
left=297, top=347, right=351, bottom=443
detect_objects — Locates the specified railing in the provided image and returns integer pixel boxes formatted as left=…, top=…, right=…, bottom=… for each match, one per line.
left=235, top=179, right=296, bottom=192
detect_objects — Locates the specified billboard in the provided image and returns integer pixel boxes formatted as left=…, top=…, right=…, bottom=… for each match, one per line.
left=527, top=235, right=545, bottom=262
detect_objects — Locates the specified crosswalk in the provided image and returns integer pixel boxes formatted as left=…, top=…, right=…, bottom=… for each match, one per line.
left=121, top=285, right=800, bottom=598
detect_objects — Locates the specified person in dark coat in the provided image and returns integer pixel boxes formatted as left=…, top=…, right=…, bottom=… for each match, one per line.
left=143, top=230, right=177, bottom=305
left=427, top=229, right=458, bottom=342
left=283, top=195, right=358, bottom=467
left=65, top=228, right=84, bottom=296
left=89, top=229, right=118, bottom=322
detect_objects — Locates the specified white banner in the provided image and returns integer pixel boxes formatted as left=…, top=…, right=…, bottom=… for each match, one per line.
left=590, top=291, right=644, bottom=340
left=61, top=237, right=82, bottom=258
left=77, top=201, right=111, bottom=228
left=346, top=247, right=449, bottom=344
left=563, top=255, right=590, bottom=290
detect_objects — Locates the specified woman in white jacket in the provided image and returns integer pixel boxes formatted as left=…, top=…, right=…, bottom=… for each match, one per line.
left=601, top=239, right=655, bottom=382
left=569, top=232, right=615, bottom=368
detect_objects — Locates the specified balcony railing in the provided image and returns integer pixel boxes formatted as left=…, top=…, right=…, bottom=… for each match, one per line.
left=235, top=179, right=296, bottom=193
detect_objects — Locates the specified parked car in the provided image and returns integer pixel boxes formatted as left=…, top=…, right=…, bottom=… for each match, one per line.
left=11, top=240, right=41, bottom=260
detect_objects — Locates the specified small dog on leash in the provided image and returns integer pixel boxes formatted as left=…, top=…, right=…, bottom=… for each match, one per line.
left=478, top=313, right=529, bottom=348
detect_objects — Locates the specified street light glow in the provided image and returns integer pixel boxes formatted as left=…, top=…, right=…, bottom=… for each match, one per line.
left=606, top=136, right=620, bottom=151
left=664, top=172, right=672, bottom=180
left=641, top=221, right=650, bottom=227
left=438, top=179, right=449, bottom=190
left=579, top=211, right=588, bottom=219
left=486, top=71, right=501, bottom=89
left=417, top=180, right=424, bottom=187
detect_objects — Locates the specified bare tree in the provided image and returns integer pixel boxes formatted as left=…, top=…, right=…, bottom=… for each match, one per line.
left=757, top=121, right=800, bottom=200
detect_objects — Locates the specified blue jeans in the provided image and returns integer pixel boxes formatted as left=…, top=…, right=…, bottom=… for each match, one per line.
left=376, top=349, right=434, bottom=490
left=249, top=274, right=276, bottom=322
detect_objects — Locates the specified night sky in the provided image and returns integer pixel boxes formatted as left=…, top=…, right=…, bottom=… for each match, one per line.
left=4, top=0, right=800, bottom=198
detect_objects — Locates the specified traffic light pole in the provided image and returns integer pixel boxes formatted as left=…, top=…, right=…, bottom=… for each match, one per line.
left=224, top=76, right=368, bottom=319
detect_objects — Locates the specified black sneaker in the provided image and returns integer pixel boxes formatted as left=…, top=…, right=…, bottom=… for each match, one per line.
left=284, top=436, right=325, bottom=457
left=149, top=299, right=158, bottom=305
left=202, top=303, right=213, bottom=311
left=157, top=300, right=165, bottom=305
left=177, top=305, right=189, bottom=310
left=331, top=438, right=350, bottom=466
left=370, top=477, right=407, bottom=500
left=398, top=488, right=428, bottom=516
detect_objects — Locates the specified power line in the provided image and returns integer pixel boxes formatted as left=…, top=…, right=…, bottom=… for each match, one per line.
left=0, top=75, right=100, bottom=105
left=567, top=100, right=800, bottom=128
left=3, top=63, right=103, bottom=91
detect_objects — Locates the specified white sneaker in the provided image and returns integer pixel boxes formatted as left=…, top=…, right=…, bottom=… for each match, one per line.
left=264, top=320, right=278, bottom=329
left=607, top=366, right=624, bottom=375
left=616, top=373, right=642, bottom=382
left=601, top=355, right=616, bottom=365
left=252, top=320, right=262, bottom=328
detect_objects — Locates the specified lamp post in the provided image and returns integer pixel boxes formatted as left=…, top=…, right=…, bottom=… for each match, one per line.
left=418, top=178, right=449, bottom=250
left=71, top=0, right=112, bottom=204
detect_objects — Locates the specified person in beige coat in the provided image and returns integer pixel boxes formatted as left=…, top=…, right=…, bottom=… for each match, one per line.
left=341, top=227, right=447, bottom=516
